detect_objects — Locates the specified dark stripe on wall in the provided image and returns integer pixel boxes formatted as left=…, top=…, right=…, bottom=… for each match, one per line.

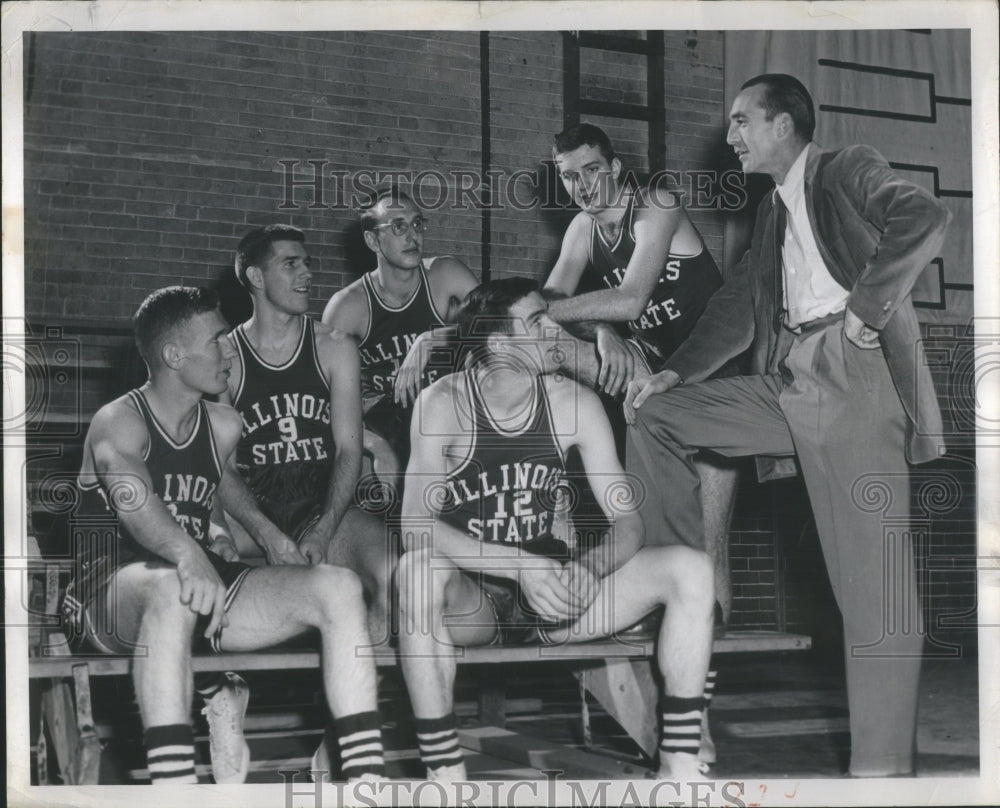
left=562, top=32, right=580, bottom=128
left=818, top=58, right=934, bottom=81
left=480, top=31, right=491, bottom=283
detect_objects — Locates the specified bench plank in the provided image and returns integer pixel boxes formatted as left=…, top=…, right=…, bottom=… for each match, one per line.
left=28, top=631, right=809, bottom=679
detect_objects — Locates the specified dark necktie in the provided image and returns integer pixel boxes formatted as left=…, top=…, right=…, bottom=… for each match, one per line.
left=772, top=191, right=788, bottom=334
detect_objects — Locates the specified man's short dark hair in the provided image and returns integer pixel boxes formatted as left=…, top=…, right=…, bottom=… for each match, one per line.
left=741, top=73, right=816, bottom=141
left=358, top=185, right=417, bottom=233
left=133, top=286, right=220, bottom=368
left=455, top=277, right=539, bottom=367
left=235, top=224, right=305, bottom=289
left=553, top=123, right=616, bottom=164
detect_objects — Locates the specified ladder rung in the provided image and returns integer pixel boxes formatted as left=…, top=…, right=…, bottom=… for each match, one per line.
left=580, top=99, right=656, bottom=122
left=578, top=32, right=657, bottom=56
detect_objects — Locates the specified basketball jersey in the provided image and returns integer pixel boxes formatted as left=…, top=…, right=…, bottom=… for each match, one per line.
left=438, top=371, right=569, bottom=560
left=357, top=261, right=449, bottom=405
left=77, top=389, right=223, bottom=569
left=589, top=186, right=723, bottom=363
left=231, top=317, right=333, bottom=510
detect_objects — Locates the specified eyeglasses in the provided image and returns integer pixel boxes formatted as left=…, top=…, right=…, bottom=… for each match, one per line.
left=371, top=217, right=428, bottom=237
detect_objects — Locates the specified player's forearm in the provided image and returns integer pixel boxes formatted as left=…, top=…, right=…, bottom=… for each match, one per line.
left=317, top=446, right=362, bottom=536
left=549, top=289, right=645, bottom=324
left=117, top=505, right=207, bottom=567
left=217, top=469, right=289, bottom=550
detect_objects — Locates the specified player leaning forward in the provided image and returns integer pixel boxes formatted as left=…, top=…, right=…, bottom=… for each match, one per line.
left=396, top=277, right=715, bottom=781
left=60, top=287, right=385, bottom=783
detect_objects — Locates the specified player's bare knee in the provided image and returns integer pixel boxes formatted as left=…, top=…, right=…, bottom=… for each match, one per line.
left=675, top=549, right=714, bottom=611
left=396, top=548, right=430, bottom=602
left=656, top=547, right=713, bottom=610
left=142, top=569, right=198, bottom=631
left=396, top=548, right=455, bottom=610
left=312, top=564, right=365, bottom=611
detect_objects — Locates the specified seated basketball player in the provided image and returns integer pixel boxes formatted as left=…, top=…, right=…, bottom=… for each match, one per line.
left=221, top=224, right=394, bottom=643
left=395, top=278, right=715, bottom=782
left=322, top=186, right=479, bottom=497
left=60, top=287, right=384, bottom=784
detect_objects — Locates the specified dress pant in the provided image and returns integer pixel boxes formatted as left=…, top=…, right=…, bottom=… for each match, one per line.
left=627, top=319, right=923, bottom=775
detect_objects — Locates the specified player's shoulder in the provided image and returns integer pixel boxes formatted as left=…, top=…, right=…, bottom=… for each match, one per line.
left=541, top=373, right=597, bottom=409
left=565, top=210, right=594, bottom=237
left=635, top=182, right=684, bottom=224
left=90, top=391, right=144, bottom=436
left=425, top=255, right=478, bottom=287
left=417, top=371, right=467, bottom=416
left=311, top=316, right=360, bottom=358
left=86, top=391, right=149, bottom=460
left=204, top=399, right=243, bottom=438
left=322, top=277, right=369, bottom=333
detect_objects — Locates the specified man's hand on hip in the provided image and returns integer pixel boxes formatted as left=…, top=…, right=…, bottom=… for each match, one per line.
left=844, top=308, right=881, bottom=349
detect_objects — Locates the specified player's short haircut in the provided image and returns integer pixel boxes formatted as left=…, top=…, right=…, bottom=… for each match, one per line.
left=133, top=286, right=220, bottom=368
left=358, top=185, right=417, bottom=232
left=234, top=224, right=305, bottom=288
left=455, top=276, right=539, bottom=367
left=553, top=122, right=616, bottom=164
left=740, top=73, right=816, bottom=142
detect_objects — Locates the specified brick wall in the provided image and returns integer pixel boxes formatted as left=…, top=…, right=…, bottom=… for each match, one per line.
left=23, top=30, right=483, bottom=327
left=23, top=29, right=733, bottom=322
left=486, top=31, right=567, bottom=281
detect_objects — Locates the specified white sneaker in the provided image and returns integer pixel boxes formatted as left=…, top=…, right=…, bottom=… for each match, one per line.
left=656, top=751, right=710, bottom=781
left=202, top=672, right=250, bottom=784
left=310, top=739, right=331, bottom=782
left=427, top=762, right=467, bottom=782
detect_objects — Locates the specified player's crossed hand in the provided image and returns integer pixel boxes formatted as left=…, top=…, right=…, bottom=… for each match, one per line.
left=265, top=535, right=309, bottom=566
left=175, top=546, right=229, bottom=639
left=559, top=560, right=600, bottom=619
left=298, top=525, right=329, bottom=566
left=519, top=559, right=574, bottom=623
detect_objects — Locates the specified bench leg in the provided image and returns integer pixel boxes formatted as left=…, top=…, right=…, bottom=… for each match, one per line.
left=70, top=663, right=102, bottom=784
left=36, top=696, right=49, bottom=785
left=41, top=678, right=80, bottom=784
left=575, top=659, right=659, bottom=759
left=38, top=665, right=103, bottom=785
left=477, top=670, right=507, bottom=727
left=579, top=677, right=593, bottom=750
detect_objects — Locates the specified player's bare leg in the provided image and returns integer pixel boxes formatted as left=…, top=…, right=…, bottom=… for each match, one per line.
left=396, top=548, right=499, bottom=780
left=546, top=545, right=714, bottom=780
left=220, top=565, right=385, bottom=781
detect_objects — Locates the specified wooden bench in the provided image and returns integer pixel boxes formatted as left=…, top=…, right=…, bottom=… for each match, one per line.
left=29, top=628, right=810, bottom=784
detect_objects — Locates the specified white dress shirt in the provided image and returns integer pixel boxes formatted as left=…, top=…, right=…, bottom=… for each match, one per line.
left=775, top=143, right=849, bottom=329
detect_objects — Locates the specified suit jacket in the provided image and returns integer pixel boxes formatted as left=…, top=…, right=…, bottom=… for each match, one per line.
left=665, top=144, right=950, bottom=477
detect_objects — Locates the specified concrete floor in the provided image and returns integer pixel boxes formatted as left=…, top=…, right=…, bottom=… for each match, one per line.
left=496, top=651, right=980, bottom=780
left=63, top=648, right=980, bottom=784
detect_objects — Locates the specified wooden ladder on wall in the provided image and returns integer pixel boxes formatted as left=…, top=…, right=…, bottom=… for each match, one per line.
left=562, top=31, right=666, bottom=178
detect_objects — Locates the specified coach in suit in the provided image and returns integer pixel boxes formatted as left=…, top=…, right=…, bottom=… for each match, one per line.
left=624, top=73, right=950, bottom=777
